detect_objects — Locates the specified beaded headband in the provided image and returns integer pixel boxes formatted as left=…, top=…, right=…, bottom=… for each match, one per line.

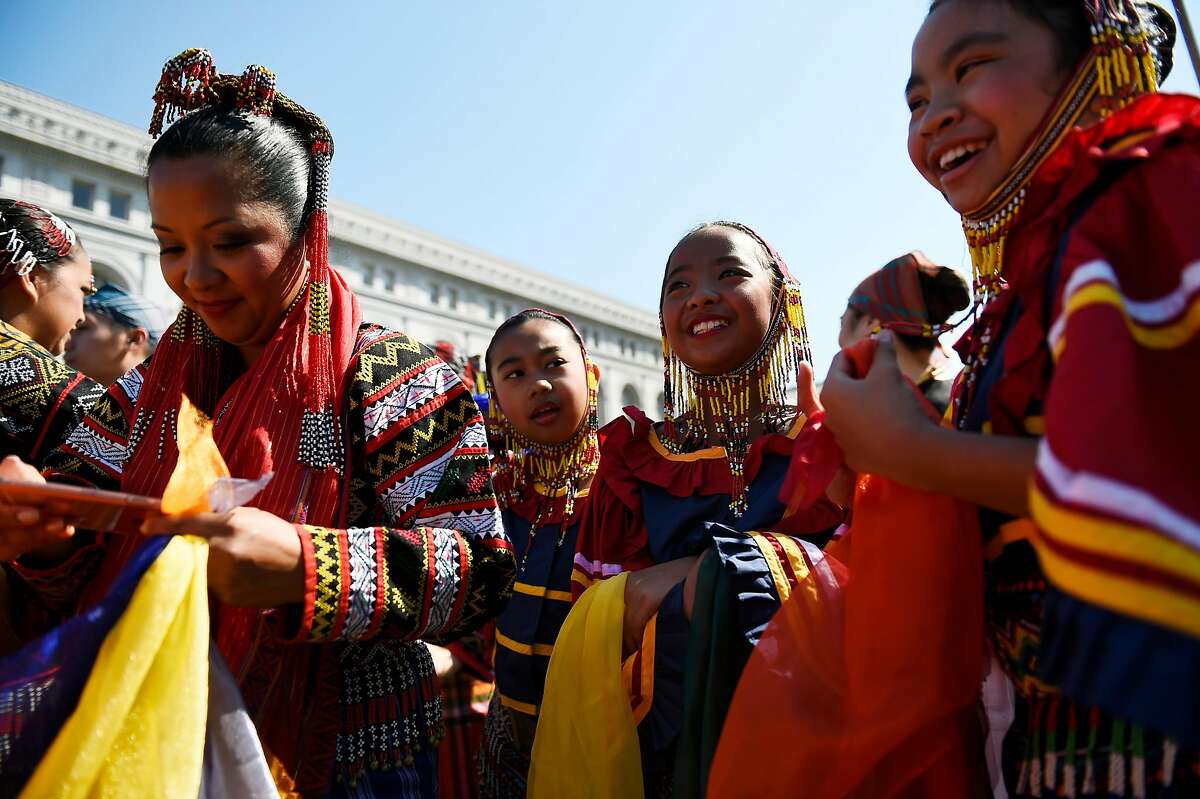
left=660, top=222, right=811, bottom=516
left=485, top=308, right=601, bottom=544
left=0, top=201, right=77, bottom=277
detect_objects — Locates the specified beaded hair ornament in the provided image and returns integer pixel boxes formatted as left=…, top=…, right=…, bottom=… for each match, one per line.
left=961, top=0, right=1161, bottom=307
left=147, top=48, right=342, bottom=470
left=660, top=222, right=812, bottom=516
left=485, top=309, right=601, bottom=547
left=0, top=200, right=78, bottom=277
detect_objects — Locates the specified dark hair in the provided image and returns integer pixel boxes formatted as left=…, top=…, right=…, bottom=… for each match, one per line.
left=485, top=309, right=583, bottom=383
left=147, top=107, right=312, bottom=239
left=662, top=221, right=782, bottom=306
left=898, top=267, right=971, bottom=351
left=0, top=198, right=80, bottom=273
left=928, top=0, right=1175, bottom=81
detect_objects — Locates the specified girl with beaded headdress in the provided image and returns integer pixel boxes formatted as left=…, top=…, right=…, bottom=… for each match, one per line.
left=0, top=50, right=514, bottom=797
left=0, top=199, right=103, bottom=655
left=474, top=308, right=602, bottom=797
left=0, top=199, right=101, bottom=466
left=546, top=222, right=843, bottom=795
left=817, top=1, right=1200, bottom=795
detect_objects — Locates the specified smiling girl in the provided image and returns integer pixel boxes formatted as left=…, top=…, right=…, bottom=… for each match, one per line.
left=0, top=50, right=513, bottom=797
left=571, top=222, right=843, bottom=793
left=823, top=1, right=1200, bottom=794
left=476, top=309, right=601, bottom=796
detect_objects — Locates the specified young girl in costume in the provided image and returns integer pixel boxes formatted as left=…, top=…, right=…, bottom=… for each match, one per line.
left=0, top=199, right=102, bottom=654
left=0, top=199, right=100, bottom=465
left=476, top=309, right=602, bottom=797
left=563, top=222, right=843, bottom=795
left=0, top=50, right=514, bottom=797
left=821, top=1, right=1200, bottom=794
left=838, top=251, right=970, bottom=416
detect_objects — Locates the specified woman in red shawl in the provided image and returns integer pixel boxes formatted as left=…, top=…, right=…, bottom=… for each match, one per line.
left=819, top=1, right=1200, bottom=795
left=0, top=50, right=514, bottom=798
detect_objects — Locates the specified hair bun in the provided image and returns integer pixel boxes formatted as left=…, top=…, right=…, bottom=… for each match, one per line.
left=918, top=266, right=971, bottom=325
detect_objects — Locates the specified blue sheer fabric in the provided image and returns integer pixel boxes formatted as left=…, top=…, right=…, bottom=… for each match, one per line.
left=0, top=536, right=169, bottom=797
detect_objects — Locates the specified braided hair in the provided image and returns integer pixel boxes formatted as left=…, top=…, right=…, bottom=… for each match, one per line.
left=0, top=198, right=80, bottom=277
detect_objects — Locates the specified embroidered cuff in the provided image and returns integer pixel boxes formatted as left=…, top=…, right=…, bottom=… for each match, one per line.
left=293, top=524, right=386, bottom=643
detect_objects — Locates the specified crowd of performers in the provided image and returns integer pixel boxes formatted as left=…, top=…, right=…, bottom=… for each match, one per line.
left=0, top=0, right=1197, bottom=796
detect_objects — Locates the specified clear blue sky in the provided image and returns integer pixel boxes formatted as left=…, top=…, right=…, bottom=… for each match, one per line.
left=2, top=1, right=1197, bottom=371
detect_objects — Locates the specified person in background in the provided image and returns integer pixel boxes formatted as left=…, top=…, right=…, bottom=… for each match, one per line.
left=477, top=309, right=603, bottom=797
left=0, top=198, right=102, bottom=654
left=65, top=284, right=167, bottom=386
left=427, top=338, right=498, bottom=799
left=0, top=198, right=101, bottom=462
left=837, top=251, right=970, bottom=415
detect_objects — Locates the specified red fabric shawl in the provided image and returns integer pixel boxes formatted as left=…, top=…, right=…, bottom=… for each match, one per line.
left=82, top=237, right=361, bottom=662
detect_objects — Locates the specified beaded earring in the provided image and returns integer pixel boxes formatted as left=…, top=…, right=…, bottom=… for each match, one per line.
left=660, top=224, right=812, bottom=516
left=486, top=311, right=601, bottom=566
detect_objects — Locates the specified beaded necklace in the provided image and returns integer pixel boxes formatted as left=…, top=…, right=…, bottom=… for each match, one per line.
left=661, top=224, right=812, bottom=516
left=487, top=311, right=601, bottom=568
left=953, top=2, right=1159, bottom=426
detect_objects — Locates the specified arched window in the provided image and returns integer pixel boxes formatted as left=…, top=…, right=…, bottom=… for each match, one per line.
left=90, top=260, right=130, bottom=291
left=656, top=392, right=666, bottom=416
left=621, top=384, right=640, bottom=409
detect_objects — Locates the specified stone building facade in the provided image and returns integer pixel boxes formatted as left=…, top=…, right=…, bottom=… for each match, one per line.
left=0, top=80, right=664, bottom=422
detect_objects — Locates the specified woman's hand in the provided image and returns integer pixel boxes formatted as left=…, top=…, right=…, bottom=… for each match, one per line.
left=623, top=555, right=698, bottom=657
left=0, top=456, right=76, bottom=561
left=143, top=507, right=305, bottom=608
left=820, top=333, right=937, bottom=482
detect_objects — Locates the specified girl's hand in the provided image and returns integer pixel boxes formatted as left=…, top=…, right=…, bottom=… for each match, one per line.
left=142, top=507, right=305, bottom=608
left=819, top=333, right=937, bottom=481
left=623, top=555, right=699, bottom=657
left=0, top=456, right=75, bottom=561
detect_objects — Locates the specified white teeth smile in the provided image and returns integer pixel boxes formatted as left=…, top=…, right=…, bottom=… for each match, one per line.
left=692, top=319, right=728, bottom=335
left=938, top=141, right=986, bottom=171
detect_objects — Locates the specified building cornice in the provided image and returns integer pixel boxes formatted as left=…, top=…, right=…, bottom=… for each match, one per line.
left=0, top=81, right=151, bottom=174
left=0, top=80, right=659, bottom=336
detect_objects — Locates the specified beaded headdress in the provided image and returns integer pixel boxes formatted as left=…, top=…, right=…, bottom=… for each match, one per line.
left=660, top=222, right=811, bottom=516
left=961, top=0, right=1162, bottom=306
left=146, top=48, right=344, bottom=471
left=0, top=199, right=78, bottom=277
left=485, top=308, right=601, bottom=543
left=848, top=252, right=965, bottom=339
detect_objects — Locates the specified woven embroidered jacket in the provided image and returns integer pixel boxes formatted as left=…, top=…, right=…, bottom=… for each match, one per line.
left=11, top=323, right=516, bottom=797
left=478, top=472, right=588, bottom=797
left=952, top=94, right=1200, bottom=797
left=0, top=319, right=103, bottom=463
left=573, top=406, right=844, bottom=791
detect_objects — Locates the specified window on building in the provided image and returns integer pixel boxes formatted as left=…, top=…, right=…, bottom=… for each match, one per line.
left=447, top=288, right=459, bottom=310
left=431, top=284, right=442, bottom=305
left=384, top=269, right=396, bottom=292
left=109, top=189, right=131, bottom=220
left=71, top=179, right=95, bottom=211
left=488, top=299, right=497, bottom=319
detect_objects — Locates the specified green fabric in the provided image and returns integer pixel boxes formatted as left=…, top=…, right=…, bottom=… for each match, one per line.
left=672, top=553, right=754, bottom=798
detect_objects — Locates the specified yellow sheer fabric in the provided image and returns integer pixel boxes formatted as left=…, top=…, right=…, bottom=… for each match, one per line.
left=529, top=571, right=643, bottom=799
left=22, top=397, right=223, bottom=798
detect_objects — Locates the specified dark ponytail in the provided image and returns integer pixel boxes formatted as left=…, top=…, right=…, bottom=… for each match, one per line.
left=147, top=107, right=311, bottom=240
